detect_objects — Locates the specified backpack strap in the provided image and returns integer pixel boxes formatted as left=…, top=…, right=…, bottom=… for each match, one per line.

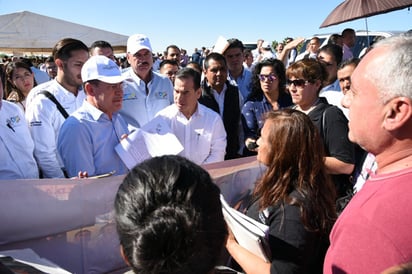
left=38, top=90, right=69, bottom=119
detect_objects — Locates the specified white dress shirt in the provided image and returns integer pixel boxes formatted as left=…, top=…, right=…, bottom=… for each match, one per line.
left=155, top=103, right=227, bottom=165
left=25, top=79, right=85, bottom=178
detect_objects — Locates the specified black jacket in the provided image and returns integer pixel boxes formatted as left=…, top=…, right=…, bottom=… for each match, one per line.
left=199, top=80, right=241, bottom=160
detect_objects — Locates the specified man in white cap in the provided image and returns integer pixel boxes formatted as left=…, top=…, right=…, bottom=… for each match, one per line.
left=120, top=34, right=174, bottom=129
left=255, top=41, right=276, bottom=62
left=57, top=55, right=129, bottom=178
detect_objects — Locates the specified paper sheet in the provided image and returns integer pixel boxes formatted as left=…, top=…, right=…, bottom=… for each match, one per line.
left=0, top=248, right=71, bottom=274
left=115, top=117, right=184, bottom=169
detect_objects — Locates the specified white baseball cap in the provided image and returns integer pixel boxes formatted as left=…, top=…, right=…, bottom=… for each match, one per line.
left=81, top=55, right=125, bottom=84
left=127, top=34, right=152, bottom=55
left=262, top=41, right=271, bottom=49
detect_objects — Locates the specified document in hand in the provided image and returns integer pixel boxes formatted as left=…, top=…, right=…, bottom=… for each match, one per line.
left=220, top=195, right=271, bottom=262
left=115, top=117, right=184, bottom=169
left=0, top=248, right=71, bottom=274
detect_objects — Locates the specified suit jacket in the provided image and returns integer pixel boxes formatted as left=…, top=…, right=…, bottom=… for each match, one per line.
left=199, top=80, right=241, bottom=160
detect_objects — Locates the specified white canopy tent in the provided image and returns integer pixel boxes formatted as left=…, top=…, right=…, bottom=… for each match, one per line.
left=0, top=11, right=128, bottom=56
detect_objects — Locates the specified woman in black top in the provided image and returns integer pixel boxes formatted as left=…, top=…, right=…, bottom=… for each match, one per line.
left=286, top=59, right=355, bottom=198
left=226, top=109, right=337, bottom=274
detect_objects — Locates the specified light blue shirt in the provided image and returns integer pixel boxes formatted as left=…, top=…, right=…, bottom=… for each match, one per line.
left=228, top=68, right=252, bottom=100
left=321, top=79, right=341, bottom=93
left=342, top=44, right=354, bottom=61
left=120, top=70, right=173, bottom=129
left=58, top=101, right=129, bottom=177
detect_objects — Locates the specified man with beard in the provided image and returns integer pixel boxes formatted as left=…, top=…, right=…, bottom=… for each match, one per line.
left=26, top=38, right=89, bottom=178
left=120, top=34, right=173, bottom=129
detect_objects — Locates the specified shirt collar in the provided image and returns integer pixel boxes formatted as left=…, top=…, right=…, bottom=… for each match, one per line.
left=175, top=102, right=202, bottom=120
left=228, top=67, right=246, bottom=81
left=206, top=81, right=227, bottom=95
left=83, top=100, right=114, bottom=121
left=322, top=79, right=341, bottom=92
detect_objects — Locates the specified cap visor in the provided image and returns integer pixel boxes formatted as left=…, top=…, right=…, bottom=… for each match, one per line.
left=98, top=75, right=127, bottom=84
left=128, top=46, right=152, bottom=55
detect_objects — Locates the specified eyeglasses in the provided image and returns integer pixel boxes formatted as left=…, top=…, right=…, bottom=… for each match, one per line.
left=286, top=79, right=308, bottom=88
left=258, top=74, right=277, bottom=82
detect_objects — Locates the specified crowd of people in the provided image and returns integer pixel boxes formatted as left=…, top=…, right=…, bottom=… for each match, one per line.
left=1, top=29, right=412, bottom=274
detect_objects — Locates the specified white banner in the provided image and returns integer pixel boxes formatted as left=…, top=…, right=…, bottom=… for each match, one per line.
left=0, top=156, right=264, bottom=273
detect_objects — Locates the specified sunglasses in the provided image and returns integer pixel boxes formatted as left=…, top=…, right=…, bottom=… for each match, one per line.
left=286, top=79, right=309, bottom=88
left=258, top=74, right=277, bottom=82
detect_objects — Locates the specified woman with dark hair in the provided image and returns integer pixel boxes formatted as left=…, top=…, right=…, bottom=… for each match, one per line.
left=286, top=58, right=355, bottom=198
left=114, top=155, right=230, bottom=274
left=226, top=109, right=337, bottom=274
left=241, top=58, right=293, bottom=155
left=5, top=61, right=37, bottom=111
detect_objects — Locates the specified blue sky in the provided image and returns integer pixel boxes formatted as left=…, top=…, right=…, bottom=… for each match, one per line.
left=1, top=0, right=410, bottom=54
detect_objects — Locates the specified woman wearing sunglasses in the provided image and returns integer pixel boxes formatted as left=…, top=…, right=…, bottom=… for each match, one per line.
left=286, top=58, right=355, bottom=199
left=241, top=58, right=293, bottom=156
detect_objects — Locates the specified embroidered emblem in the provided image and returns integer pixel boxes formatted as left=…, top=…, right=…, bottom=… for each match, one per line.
left=123, top=91, right=137, bottom=100
left=155, top=91, right=168, bottom=99
left=6, top=115, right=20, bottom=126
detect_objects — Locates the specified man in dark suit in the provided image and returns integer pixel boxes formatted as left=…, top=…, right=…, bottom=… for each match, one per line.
left=199, top=52, right=241, bottom=160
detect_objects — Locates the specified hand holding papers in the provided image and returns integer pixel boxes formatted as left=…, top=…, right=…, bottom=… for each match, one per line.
left=220, top=195, right=271, bottom=262
left=115, top=117, right=184, bottom=169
